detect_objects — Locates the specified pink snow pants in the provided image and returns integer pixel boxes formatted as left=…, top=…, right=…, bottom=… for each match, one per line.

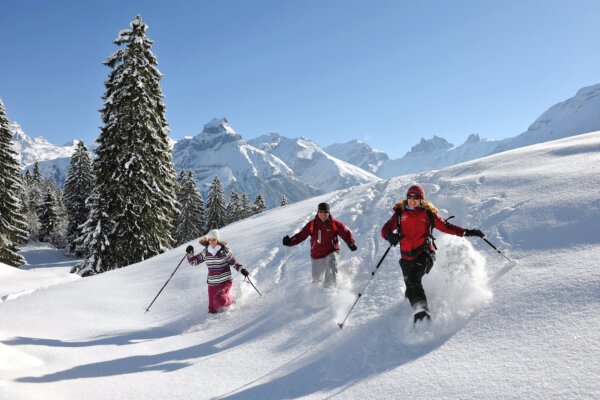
left=207, top=281, right=234, bottom=314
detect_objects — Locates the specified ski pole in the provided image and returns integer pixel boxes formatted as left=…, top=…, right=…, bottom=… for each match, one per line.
left=337, top=245, right=392, bottom=329
left=481, top=237, right=514, bottom=263
left=245, top=276, right=262, bottom=297
left=145, top=254, right=187, bottom=313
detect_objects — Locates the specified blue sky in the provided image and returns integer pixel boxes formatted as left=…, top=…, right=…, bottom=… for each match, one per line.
left=1, top=0, right=599, bottom=159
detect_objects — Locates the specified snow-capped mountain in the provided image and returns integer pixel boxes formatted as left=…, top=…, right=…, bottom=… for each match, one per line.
left=171, top=118, right=321, bottom=207
left=492, top=83, right=600, bottom=153
left=248, top=133, right=381, bottom=191
left=324, top=139, right=389, bottom=174
left=9, top=122, right=77, bottom=169
left=377, top=134, right=499, bottom=178
left=375, top=83, right=600, bottom=178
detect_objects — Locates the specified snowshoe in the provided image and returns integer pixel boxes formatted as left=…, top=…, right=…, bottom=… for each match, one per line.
left=413, top=310, right=431, bottom=324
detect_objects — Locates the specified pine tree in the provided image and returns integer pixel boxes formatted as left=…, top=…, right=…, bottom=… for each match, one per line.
left=253, top=193, right=266, bottom=215
left=240, top=192, right=252, bottom=220
left=226, top=190, right=240, bottom=224
left=63, top=141, right=94, bottom=256
left=205, top=176, right=226, bottom=230
left=37, top=190, right=58, bottom=244
left=280, top=195, right=288, bottom=207
left=0, top=99, right=27, bottom=266
left=76, top=15, right=179, bottom=275
left=173, top=171, right=205, bottom=245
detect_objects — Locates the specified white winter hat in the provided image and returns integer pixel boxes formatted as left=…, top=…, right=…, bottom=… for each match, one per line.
left=206, top=229, right=220, bottom=241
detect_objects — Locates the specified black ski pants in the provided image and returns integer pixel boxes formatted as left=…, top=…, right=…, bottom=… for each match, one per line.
left=400, top=251, right=435, bottom=309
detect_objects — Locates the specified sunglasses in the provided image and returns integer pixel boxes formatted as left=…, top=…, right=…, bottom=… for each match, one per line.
left=318, top=210, right=329, bottom=214
left=406, top=194, right=421, bottom=200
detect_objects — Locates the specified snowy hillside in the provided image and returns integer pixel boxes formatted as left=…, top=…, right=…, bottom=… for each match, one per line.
left=248, top=133, right=381, bottom=191
left=171, top=118, right=321, bottom=207
left=1, top=131, right=599, bottom=399
left=324, top=139, right=389, bottom=174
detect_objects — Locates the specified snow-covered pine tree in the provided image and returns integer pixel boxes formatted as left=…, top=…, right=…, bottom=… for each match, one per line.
left=173, top=171, right=205, bottom=245
left=64, top=140, right=94, bottom=256
left=205, top=176, right=226, bottom=230
left=0, top=99, right=27, bottom=267
left=76, top=15, right=179, bottom=275
left=280, top=195, right=288, bottom=207
left=226, top=190, right=240, bottom=224
left=240, top=192, right=251, bottom=220
left=37, top=189, right=58, bottom=244
left=253, top=193, right=266, bottom=215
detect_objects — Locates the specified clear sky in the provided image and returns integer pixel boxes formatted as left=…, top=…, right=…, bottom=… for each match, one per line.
left=1, top=0, right=599, bottom=159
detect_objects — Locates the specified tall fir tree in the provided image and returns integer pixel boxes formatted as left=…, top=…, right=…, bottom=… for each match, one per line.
left=253, top=193, right=266, bottom=215
left=240, top=192, right=252, bottom=220
left=37, top=189, right=59, bottom=244
left=226, top=190, right=240, bottom=224
left=0, top=99, right=27, bottom=267
left=205, top=176, right=226, bottom=230
left=76, top=15, right=179, bottom=275
left=63, top=141, right=94, bottom=256
left=173, top=171, right=205, bottom=245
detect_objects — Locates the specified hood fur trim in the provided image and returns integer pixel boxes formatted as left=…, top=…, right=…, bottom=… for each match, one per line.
left=392, top=199, right=438, bottom=214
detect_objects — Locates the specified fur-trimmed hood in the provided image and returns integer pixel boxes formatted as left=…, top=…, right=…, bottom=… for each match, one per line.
left=392, top=199, right=439, bottom=214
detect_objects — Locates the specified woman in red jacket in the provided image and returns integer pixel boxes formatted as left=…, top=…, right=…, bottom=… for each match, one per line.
left=381, top=185, right=484, bottom=323
left=282, top=202, right=357, bottom=288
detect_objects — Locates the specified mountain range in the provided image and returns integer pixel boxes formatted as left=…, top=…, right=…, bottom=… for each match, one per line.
left=9, top=82, right=600, bottom=205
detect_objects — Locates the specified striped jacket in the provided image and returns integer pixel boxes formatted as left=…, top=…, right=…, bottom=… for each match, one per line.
left=187, top=245, right=243, bottom=286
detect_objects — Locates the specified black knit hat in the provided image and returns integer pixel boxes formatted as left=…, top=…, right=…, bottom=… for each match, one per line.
left=318, top=202, right=330, bottom=212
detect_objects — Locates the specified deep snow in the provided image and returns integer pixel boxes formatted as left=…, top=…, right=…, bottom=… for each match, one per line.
left=1, top=132, right=599, bottom=399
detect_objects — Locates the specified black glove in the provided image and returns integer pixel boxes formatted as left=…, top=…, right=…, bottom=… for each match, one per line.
left=240, top=268, right=249, bottom=277
left=186, top=245, right=194, bottom=255
left=348, top=243, right=357, bottom=252
left=464, top=229, right=485, bottom=238
left=386, top=232, right=400, bottom=246
left=282, top=235, right=291, bottom=246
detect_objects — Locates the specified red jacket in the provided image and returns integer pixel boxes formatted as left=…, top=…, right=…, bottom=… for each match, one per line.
left=289, top=214, right=355, bottom=259
left=381, top=205, right=465, bottom=260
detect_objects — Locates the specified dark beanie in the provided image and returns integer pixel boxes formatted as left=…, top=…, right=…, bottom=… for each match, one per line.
left=318, top=202, right=330, bottom=212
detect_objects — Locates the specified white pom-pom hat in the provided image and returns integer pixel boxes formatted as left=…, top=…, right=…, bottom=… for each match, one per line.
left=206, top=229, right=220, bottom=241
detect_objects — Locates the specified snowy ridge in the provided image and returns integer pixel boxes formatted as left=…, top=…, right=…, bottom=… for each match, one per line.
left=9, top=122, right=77, bottom=169
left=1, top=132, right=599, bottom=399
left=324, top=139, right=389, bottom=174
left=248, top=133, right=381, bottom=191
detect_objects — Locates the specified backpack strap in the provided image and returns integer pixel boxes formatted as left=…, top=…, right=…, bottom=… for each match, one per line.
left=309, top=218, right=338, bottom=238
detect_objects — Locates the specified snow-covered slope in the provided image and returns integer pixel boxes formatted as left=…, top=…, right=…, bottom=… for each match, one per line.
left=249, top=133, right=381, bottom=191
left=172, top=118, right=321, bottom=207
left=324, top=139, right=389, bottom=174
left=1, top=131, right=598, bottom=399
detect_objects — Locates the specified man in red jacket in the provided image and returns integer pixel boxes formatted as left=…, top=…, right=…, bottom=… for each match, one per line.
left=381, top=185, right=484, bottom=323
left=283, top=202, right=357, bottom=288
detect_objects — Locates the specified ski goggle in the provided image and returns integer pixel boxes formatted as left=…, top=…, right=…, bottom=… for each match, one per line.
left=406, top=194, right=421, bottom=200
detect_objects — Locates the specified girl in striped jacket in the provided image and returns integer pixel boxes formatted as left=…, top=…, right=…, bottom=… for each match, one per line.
left=186, top=229, right=249, bottom=314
